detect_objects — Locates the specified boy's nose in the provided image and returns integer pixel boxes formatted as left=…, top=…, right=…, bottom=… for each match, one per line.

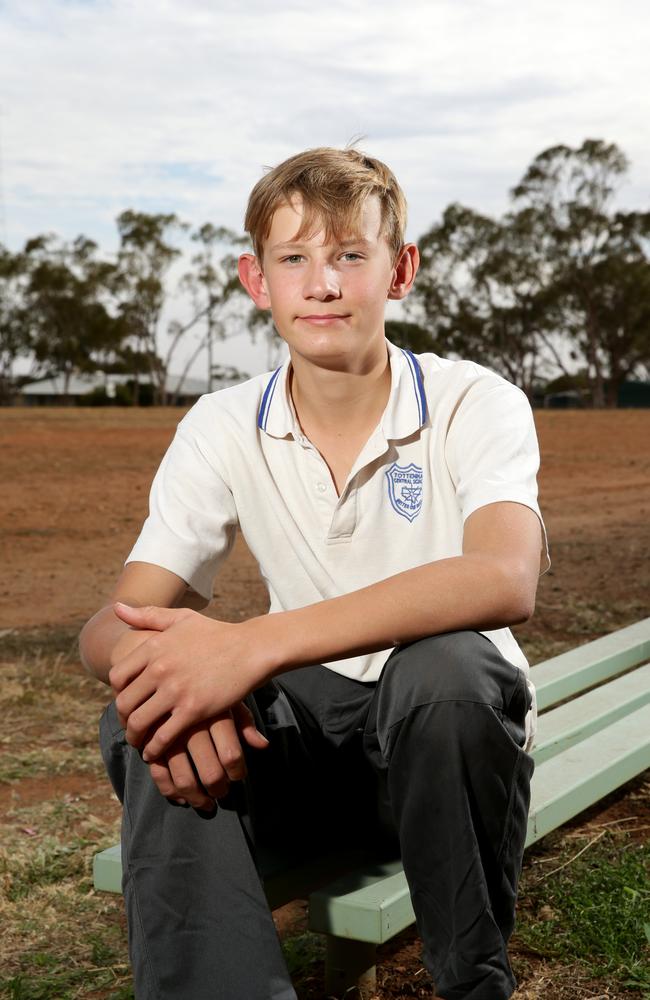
left=303, top=262, right=341, bottom=300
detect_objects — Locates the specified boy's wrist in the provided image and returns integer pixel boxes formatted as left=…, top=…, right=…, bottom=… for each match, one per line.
left=243, top=610, right=303, bottom=679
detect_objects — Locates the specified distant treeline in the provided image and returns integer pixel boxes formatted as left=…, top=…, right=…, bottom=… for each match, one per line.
left=2, top=139, right=649, bottom=406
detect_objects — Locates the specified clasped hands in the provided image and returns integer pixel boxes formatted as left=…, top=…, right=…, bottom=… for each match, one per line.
left=109, top=603, right=271, bottom=811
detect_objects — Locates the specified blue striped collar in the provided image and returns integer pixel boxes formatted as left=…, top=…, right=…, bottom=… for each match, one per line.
left=256, top=357, right=295, bottom=436
left=256, top=340, right=427, bottom=439
left=386, top=342, right=428, bottom=436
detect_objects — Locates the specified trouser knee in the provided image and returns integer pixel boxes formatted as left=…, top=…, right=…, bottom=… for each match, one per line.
left=368, top=631, right=531, bottom=760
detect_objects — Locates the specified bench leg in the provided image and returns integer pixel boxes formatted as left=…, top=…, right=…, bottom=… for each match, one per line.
left=324, top=935, right=377, bottom=998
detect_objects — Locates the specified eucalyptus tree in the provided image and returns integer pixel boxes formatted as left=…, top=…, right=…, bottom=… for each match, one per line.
left=408, top=204, right=555, bottom=396
left=511, top=139, right=650, bottom=406
left=22, top=234, right=124, bottom=398
left=172, top=224, right=247, bottom=400
left=0, top=244, right=32, bottom=402
left=114, top=210, right=188, bottom=404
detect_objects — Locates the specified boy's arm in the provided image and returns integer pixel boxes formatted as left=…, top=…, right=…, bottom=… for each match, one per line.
left=110, top=500, right=542, bottom=761
left=80, top=561, right=209, bottom=684
left=80, top=562, right=268, bottom=809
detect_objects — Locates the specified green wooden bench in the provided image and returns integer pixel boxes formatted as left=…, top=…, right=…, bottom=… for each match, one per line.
left=93, top=617, right=650, bottom=997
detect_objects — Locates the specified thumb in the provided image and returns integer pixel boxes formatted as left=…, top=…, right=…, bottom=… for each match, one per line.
left=232, top=701, right=270, bottom=750
left=113, top=602, right=182, bottom=632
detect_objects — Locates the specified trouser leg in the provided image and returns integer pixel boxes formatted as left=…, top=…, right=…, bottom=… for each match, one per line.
left=98, top=667, right=384, bottom=1000
left=364, top=632, right=534, bottom=1000
left=100, top=697, right=300, bottom=1000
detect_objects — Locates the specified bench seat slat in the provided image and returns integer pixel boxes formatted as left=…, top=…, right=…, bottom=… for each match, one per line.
left=532, top=617, right=650, bottom=712
left=93, top=844, right=122, bottom=894
left=526, top=702, right=650, bottom=847
left=309, top=864, right=413, bottom=943
left=532, top=662, right=650, bottom=765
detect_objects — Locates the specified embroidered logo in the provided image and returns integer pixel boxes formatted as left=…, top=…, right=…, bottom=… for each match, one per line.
left=385, top=462, right=423, bottom=522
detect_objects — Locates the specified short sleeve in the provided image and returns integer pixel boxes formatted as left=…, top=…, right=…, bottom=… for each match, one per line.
left=126, top=403, right=239, bottom=599
left=445, top=376, right=550, bottom=574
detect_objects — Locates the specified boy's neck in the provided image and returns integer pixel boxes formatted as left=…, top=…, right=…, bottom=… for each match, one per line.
left=289, top=343, right=391, bottom=439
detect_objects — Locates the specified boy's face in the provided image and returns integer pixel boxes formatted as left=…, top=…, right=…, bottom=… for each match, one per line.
left=239, top=194, right=417, bottom=372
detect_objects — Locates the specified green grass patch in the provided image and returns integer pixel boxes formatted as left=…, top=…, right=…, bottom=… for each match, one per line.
left=2, top=837, right=90, bottom=902
left=281, top=931, right=325, bottom=978
left=2, top=960, right=133, bottom=1000
left=518, top=834, right=650, bottom=991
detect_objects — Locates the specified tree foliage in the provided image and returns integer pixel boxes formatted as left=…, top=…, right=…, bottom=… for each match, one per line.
left=408, top=139, right=650, bottom=405
left=174, top=224, right=247, bottom=399
left=114, top=211, right=187, bottom=404
left=0, top=245, right=32, bottom=402
left=511, top=140, right=650, bottom=405
left=3, top=138, right=649, bottom=406
left=22, top=235, right=125, bottom=397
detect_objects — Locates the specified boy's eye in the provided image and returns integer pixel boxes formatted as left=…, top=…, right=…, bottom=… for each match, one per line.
left=341, top=252, right=363, bottom=262
left=282, top=254, right=304, bottom=264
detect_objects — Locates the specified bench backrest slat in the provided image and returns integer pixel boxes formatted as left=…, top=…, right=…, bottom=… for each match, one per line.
left=533, top=661, right=650, bottom=765
left=526, top=701, right=650, bottom=846
left=532, top=617, right=650, bottom=712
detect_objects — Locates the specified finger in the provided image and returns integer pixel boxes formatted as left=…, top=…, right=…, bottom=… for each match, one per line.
left=109, top=641, right=153, bottom=694
left=125, top=690, right=178, bottom=750
left=148, top=759, right=187, bottom=805
left=167, top=748, right=215, bottom=812
left=185, top=728, right=230, bottom=799
left=232, top=701, right=270, bottom=750
left=141, top=709, right=193, bottom=761
left=114, top=602, right=187, bottom=632
left=113, top=666, right=158, bottom=722
left=210, top=715, right=247, bottom=783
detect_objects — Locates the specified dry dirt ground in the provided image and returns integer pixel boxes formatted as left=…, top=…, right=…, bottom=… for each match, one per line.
left=0, top=406, right=649, bottom=999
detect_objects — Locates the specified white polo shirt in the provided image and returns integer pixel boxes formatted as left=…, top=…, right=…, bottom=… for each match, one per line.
left=128, top=340, right=549, bottom=744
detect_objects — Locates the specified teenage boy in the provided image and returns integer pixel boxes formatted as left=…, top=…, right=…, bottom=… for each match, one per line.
left=80, top=147, right=549, bottom=1000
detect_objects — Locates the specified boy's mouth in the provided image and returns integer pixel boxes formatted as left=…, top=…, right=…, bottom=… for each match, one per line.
left=297, top=314, right=350, bottom=325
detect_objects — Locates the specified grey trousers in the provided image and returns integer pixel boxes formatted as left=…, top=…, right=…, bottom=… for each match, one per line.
left=99, top=631, right=534, bottom=1000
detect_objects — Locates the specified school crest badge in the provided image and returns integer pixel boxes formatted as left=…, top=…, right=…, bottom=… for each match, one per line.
left=385, top=462, right=423, bottom=522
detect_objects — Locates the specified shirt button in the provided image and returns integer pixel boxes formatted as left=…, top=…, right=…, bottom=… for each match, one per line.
left=316, top=482, right=326, bottom=493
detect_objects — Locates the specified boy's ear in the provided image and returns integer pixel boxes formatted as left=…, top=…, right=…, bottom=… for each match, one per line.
left=238, top=254, right=271, bottom=309
left=388, top=243, right=420, bottom=301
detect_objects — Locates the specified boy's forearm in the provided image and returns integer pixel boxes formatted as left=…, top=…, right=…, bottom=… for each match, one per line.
left=259, top=552, right=534, bottom=676
left=80, top=563, right=207, bottom=684
left=79, top=606, right=143, bottom=685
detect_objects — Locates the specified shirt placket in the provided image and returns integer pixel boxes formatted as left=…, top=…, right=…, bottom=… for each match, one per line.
left=297, top=429, right=390, bottom=544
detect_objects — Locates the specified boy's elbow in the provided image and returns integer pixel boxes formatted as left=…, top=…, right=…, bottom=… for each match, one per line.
left=506, top=593, right=536, bottom=626
left=78, top=620, right=97, bottom=678
left=78, top=630, right=96, bottom=678
left=494, top=558, right=538, bottom=626
left=78, top=611, right=112, bottom=684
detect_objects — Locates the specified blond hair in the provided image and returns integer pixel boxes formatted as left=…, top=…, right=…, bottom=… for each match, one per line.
left=244, top=147, right=407, bottom=262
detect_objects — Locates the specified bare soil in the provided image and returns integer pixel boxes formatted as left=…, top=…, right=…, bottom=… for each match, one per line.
left=1, top=405, right=649, bottom=999
left=1, top=408, right=648, bottom=646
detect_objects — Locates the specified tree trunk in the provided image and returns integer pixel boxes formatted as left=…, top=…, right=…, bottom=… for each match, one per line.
left=63, top=368, right=72, bottom=406
left=584, top=304, right=605, bottom=408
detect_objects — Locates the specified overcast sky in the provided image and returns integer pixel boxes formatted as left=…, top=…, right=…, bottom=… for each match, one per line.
left=2, top=0, right=649, bottom=377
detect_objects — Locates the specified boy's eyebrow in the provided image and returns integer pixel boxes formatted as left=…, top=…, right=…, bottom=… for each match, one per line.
left=270, top=237, right=373, bottom=252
